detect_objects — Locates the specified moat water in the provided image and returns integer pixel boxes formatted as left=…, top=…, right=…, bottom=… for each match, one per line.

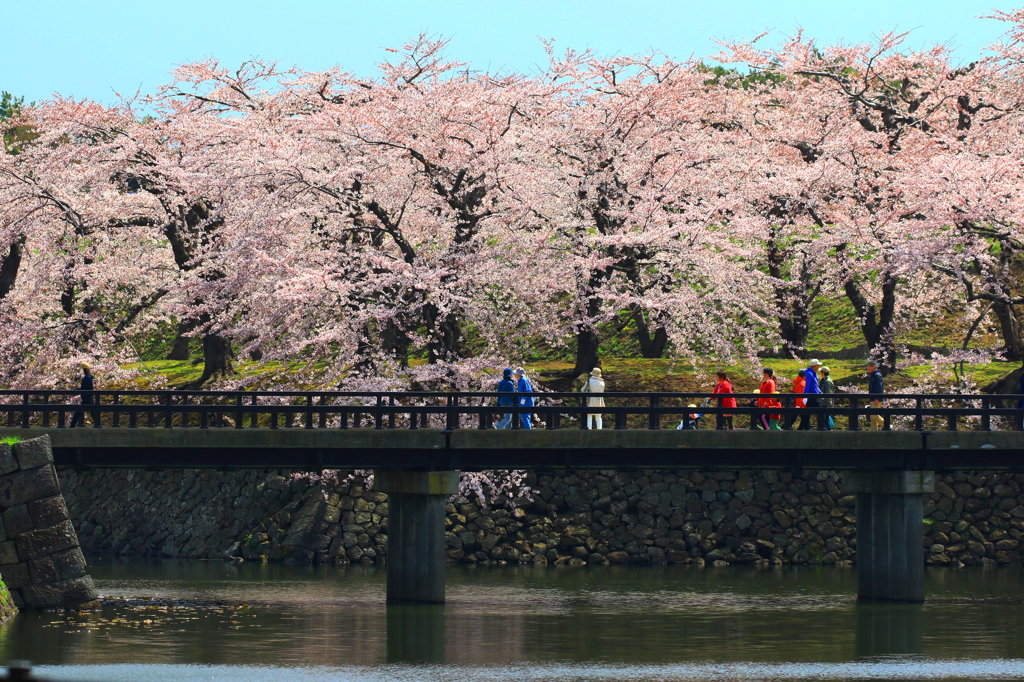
left=6, top=559, right=1024, bottom=680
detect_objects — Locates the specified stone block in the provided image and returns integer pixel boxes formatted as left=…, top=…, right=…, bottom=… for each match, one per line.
left=0, top=444, right=16, bottom=476
left=0, top=541, right=18, bottom=565
left=3, top=506, right=32, bottom=537
left=15, top=520, right=78, bottom=561
left=0, top=561, right=30, bottom=588
left=13, top=437, right=52, bottom=470
left=0, top=466, right=60, bottom=509
left=10, top=589, right=23, bottom=609
left=21, top=575, right=98, bottom=609
left=51, top=548, right=89, bottom=582
left=28, top=496, right=69, bottom=527
left=29, top=557, right=58, bottom=584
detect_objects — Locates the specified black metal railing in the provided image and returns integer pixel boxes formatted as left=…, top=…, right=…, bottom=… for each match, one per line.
left=0, top=390, right=1021, bottom=432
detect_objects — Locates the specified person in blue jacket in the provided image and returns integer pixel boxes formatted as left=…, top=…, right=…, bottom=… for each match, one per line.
left=799, top=359, right=823, bottom=430
left=495, top=368, right=515, bottom=429
left=514, top=367, right=534, bottom=430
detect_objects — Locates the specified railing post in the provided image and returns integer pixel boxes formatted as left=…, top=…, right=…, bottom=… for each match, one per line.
left=251, top=394, right=259, bottom=428
left=41, top=392, right=50, bottom=428
left=129, top=404, right=138, bottom=429
left=200, top=409, right=208, bottom=429
left=235, top=395, right=244, bottom=429
left=915, top=397, right=923, bottom=431
left=446, top=395, right=459, bottom=430
left=305, top=395, right=314, bottom=430
left=981, top=397, right=991, bottom=432
left=388, top=396, right=395, bottom=429
left=319, top=395, right=328, bottom=429
left=375, top=396, right=385, bottom=430
left=112, top=393, right=121, bottom=428
left=92, top=392, right=101, bottom=429
left=21, top=392, right=29, bottom=428
left=849, top=397, right=860, bottom=431
left=579, top=394, right=588, bottom=430
left=649, top=396, right=660, bottom=430
left=615, top=407, right=626, bottom=430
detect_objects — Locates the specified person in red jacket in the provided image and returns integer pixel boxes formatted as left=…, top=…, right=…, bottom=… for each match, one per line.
left=713, top=371, right=737, bottom=430
left=757, top=368, right=777, bottom=430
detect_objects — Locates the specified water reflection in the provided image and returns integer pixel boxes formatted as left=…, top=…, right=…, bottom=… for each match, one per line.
left=855, top=603, right=924, bottom=658
left=4, top=560, right=1024, bottom=678
left=386, top=604, right=445, bottom=664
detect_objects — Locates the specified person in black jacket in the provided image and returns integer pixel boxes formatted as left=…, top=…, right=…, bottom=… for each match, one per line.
left=866, top=361, right=884, bottom=430
left=69, top=363, right=95, bottom=428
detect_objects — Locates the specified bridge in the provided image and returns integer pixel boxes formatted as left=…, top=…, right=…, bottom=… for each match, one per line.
left=2, top=389, right=1023, bottom=606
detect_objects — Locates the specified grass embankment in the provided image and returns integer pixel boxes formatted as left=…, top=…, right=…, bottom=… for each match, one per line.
left=118, top=293, right=1017, bottom=394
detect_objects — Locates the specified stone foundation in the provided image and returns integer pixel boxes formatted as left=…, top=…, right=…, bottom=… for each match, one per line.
left=56, top=467, right=1024, bottom=568
left=0, top=436, right=97, bottom=609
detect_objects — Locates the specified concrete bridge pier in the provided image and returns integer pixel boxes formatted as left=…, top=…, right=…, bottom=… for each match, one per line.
left=847, top=471, right=935, bottom=603
left=376, top=470, right=460, bottom=603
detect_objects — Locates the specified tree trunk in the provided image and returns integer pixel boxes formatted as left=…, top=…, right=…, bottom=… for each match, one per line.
left=844, top=273, right=898, bottom=374
left=167, top=321, right=193, bottom=361
left=992, top=301, right=1024, bottom=362
left=631, top=308, right=669, bottom=358
left=573, top=328, right=601, bottom=377
left=180, top=334, right=235, bottom=388
left=777, top=300, right=810, bottom=359
left=0, top=236, right=24, bottom=301
left=424, top=303, right=463, bottom=365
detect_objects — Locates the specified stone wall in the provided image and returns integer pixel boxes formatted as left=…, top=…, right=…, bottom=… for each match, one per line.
left=0, top=436, right=98, bottom=610
left=57, top=467, right=1024, bottom=568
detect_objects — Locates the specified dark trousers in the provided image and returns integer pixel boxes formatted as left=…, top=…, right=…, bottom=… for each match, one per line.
left=716, top=414, right=734, bottom=430
left=70, top=401, right=93, bottom=427
left=799, top=396, right=822, bottom=430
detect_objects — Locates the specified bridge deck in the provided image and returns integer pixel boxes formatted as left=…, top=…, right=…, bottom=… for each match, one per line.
left=4, top=427, right=1020, bottom=471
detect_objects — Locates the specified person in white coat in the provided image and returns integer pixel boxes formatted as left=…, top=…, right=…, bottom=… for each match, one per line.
left=581, top=367, right=606, bottom=429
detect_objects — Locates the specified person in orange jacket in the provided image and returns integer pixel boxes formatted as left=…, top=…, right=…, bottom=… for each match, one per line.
left=786, top=369, right=807, bottom=429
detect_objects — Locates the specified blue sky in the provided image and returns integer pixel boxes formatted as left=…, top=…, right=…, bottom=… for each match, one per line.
left=2, top=0, right=1010, bottom=104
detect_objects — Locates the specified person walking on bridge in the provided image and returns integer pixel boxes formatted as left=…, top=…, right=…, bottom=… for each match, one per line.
left=514, top=367, right=534, bottom=430
left=786, top=368, right=802, bottom=428
left=799, top=360, right=823, bottom=431
left=820, top=366, right=836, bottom=430
left=495, top=367, right=515, bottom=429
left=712, top=371, right=736, bottom=430
left=757, top=368, right=777, bottom=430
left=581, top=367, right=606, bottom=429
left=867, top=361, right=885, bottom=430
left=69, top=363, right=95, bottom=428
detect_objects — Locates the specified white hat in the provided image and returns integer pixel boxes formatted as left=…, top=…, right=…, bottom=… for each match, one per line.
left=591, top=368, right=602, bottom=377
left=514, top=367, right=526, bottom=376
left=809, top=359, right=822, bottom=367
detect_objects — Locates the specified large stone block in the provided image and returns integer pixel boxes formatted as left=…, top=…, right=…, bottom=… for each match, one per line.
left=51, top=548, right=89, bottom=582
left=0, top=541, right=18, bottom=565
left=21, top=576, right=98, bottom=610
left=0, top=466, right=60, bottom=509
left=13, top=436, right=53, bottom=470
left=28, top=557, right=58, bottom=584
left=15, top=520, right=78, bottom=561
left=3, top=505, right=32, bottom=537
left=0, top=444, right=16, bottom=476
left=0, top=561, right=30, bottom=589
left=28, top=496, right=69, bottom=527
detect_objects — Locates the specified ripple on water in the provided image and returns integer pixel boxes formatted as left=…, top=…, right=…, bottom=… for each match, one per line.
left=36, top=659, right=1024, bottom=681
